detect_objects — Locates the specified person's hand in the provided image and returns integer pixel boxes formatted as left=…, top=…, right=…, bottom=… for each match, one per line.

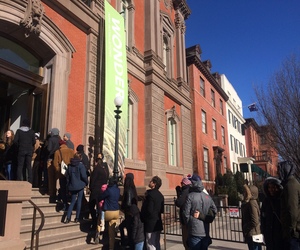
left=193, top=210, right=200, bottom=218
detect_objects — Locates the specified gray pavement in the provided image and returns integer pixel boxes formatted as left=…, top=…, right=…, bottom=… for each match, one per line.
left=164, top=235, right=248, bottom=250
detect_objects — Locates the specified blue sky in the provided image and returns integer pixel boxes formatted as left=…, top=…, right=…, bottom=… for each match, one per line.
left=185, top=0, right=300, bottom=119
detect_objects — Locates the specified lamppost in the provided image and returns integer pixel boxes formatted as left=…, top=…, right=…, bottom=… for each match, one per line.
left=113, top=95, right=123, bottom=183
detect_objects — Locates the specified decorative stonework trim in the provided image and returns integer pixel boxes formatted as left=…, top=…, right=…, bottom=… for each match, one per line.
left=20, top=0, right=44, bottom=37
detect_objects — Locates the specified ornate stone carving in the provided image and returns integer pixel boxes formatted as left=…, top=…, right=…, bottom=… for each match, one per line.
left=20, top=0, right=45, bottom=37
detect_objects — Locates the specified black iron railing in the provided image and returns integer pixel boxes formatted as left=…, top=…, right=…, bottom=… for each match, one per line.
left=28, top=200, right=45, bottom=250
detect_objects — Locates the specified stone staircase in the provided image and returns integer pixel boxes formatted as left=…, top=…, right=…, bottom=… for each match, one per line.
left=20, top=188, right=103, bottom=250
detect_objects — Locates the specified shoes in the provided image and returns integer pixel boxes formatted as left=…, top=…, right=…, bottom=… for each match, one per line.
left=64, top=218, right=70, bottom=224
left=74, top=218, right=79, bottom=223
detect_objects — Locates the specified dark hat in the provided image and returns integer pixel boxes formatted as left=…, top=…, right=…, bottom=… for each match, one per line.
left=191, top=174, right=201, bottom=182
left=59, top=140, right=66, bottom=145
left=126, top=173, right=134, bottom=179
left=76, top=144, right=84, bottom=152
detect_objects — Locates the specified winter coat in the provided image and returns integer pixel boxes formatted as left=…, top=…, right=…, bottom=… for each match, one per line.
left=66, top=158, right=88, bottom=191
left=89, top=160, right=109, bottom=201
left=53, top=145, right=75, bottom=178
left=261, top=177, right=283, bottom=250
left=140, top=188, right=164, bottom=233
left=175, top=185, right=190, bottom=225
left=14, top=126, right=35, bottom=155
left=129, top=203, right=145, bottom=244
left=121, top=186, right=138, bottom=213
left=47, top=135, right=60, bottom=160
left=183, top=178, right=217, bottom=237
left=241, top=185, right=261, bottom=239
left=98, top=183, right=120, bottom=211
left=278, top=161, right=300, bottom=240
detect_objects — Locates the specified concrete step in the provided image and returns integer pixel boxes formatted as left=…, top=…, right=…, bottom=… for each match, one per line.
left=24, top=229, right=99, bottom=250
left=21, top=187, right=94, bottom=249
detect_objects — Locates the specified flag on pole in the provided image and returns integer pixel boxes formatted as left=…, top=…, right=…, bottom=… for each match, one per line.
left=248, top=103, right=258, bottom=112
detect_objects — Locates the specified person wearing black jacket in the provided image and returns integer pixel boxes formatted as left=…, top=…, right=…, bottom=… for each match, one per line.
left=14, top=119, right=35, bottom=183
left=175, top=176, right=192, bottom=250
left=128, top=199, right=144, bottom=250
left=141, top=175, right=164, bottom=250
left=261, top=177, right=283, bottom=250
left=119, top=173, right=138, bottom=249
left=46, top=128, right=60, bottom=202
left=89, top=152, right=109, bottom=231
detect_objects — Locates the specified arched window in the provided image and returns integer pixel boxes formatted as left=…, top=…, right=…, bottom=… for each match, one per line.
left=0, top=36, right=39, bottom=74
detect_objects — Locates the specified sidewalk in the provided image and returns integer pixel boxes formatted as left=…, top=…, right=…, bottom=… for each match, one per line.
left=164, top=235, right=248, bottom=250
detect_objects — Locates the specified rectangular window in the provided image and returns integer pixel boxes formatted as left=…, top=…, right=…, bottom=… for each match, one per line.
left=230, top=135, right=234, bottom=151
left=200, top=77, right=205, bottom=96
left=126, top=100, right=133, bottom=158
left=220, top=99, right=224, bottom=115
left=211, top=89, right=215, bottom=107
left=204, top=148, right=209, bottom=180
left=168, top=118, right=177, bottom=166
left=212, top=119, right=217, bottom=140
left=202, top=110, right=207, bottom=133
left=228, top=110, right=231, bottom=124
left=221, top=126, right=225, bottom=145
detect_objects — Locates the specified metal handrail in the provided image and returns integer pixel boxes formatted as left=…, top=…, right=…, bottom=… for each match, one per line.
left=28, top=200, right=45, bottom=250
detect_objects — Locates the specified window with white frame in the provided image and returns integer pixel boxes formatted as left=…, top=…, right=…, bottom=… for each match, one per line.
left=161, top=14, right=174, bottom=78
left=126, top=89, right=138, bottom=159
left=166, top=107, right=180, bottom=166
left=168, top=118, right=177, bottom=166
left=221, top=126, right=225, bottom=145
left=202, top=110, right=207, bottom=133
left=212, top=119, right=217, bottom=140
left=204, top=148, right=209, bottom=180
left=126, top=99, right=133, bottom=158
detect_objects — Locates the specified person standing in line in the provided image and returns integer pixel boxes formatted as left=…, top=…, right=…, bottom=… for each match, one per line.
left=46, top=128, right=60, bottom=202
left=119, top=172, right=139, bottom=249
left=175, top=176, right=192, bottom=250
left=277, top=161, right=300, bottom=250
left=128, top=197, right=144, bottom=250
left=63, top=132, right=74, bottom=150
left=2, top=130, right=16, bottom=180
left=98, top=176, right=120, bottom=250
left=76, top=144, right=90, bottom=175
left=182, top=174, right=216, bottom=250
left=140, top=176, right=164, bottom=250
left=53, top=140, right=74, bottom=211
left=14, top=118, right=35, bottom=183
left=261, top=177, right=283, bottom=250
left=65, top=152, right=88, bottom=223
left=89, top=153, right=109, bottom=233
left=31, top=132, right=42, bottom=187
left=241, top=184, right=262, bottom=250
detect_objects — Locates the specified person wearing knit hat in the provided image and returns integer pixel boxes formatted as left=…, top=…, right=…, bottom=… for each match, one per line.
left=63, top=132, right=74, bottom=150
left=175, top=176, right=192, bottom=250
left=181, top=177, right=192, bottom=186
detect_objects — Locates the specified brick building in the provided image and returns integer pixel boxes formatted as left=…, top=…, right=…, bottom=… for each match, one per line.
left=186, top=44, right=229, bottom=192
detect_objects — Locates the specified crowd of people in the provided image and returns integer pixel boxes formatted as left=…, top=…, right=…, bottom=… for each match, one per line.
left=1, top=120, right=300, bottom=250
left=240, top=160, right=300, bottom=250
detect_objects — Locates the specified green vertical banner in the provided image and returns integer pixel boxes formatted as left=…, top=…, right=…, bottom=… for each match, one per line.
left=104, top=0, right=128, bottom=178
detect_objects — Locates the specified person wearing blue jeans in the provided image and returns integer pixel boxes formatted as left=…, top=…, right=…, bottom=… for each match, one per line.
left=64, top=153, right=88, bottom=223
left=66, top=189, right=84, bottom=222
